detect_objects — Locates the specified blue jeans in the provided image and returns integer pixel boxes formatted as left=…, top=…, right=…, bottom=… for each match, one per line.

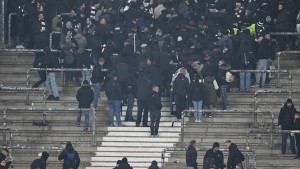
left=33, top=70, right=46, bottom=87
left=108, top=100, right=121, bottom=126
left=46, top=72, right=59, bottom=97
left=187, top=167, right=194, bottom=169
left=82, top=66, right=91, bottom=84
left=76, top=110, right=89, bottom=128
left=239, top=72, right=251, bottom=92
left=220, top=85, right=229, bottom=110
left=125, top=94, right=134, bottom=121
left=192, top=100, right=203, bottom=120
left=281, top=133, right=296, bottom=154
left=92, top=83, right=101, bottom=108
left=255, top=59, right=269, bottom=86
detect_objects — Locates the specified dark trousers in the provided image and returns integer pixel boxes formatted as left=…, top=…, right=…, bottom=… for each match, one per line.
left=136, top=99, right=149, bottom=126
left=33, top=70, right=46, bottom=87
left=296, top=134, right=300, bottom=157
left=175, top=95, right=187, bottom=119
left=150, top=111, right=161, bottom=135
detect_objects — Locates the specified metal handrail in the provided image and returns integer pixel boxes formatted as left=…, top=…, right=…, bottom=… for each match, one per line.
left=8, top=12, right=16, bottom=46
left=246, top=129, right=300, bottom=150
left=276, top=51, right=300, bottom=87
left=0, top=0, right=6, bottom=45
left=0, top=85, right=46, bottom=105
left=180, top=110, right=274, bottom=146
left=230, top=69, right=290, bottom=88
left=254, top=89, right=300, bottom=113
left=3, top=107, right=97, bottom=146
left=161, top=147, right=256, bottom=169
left=270, top=32, right=300, bottom=36
left=49, top=31, right=60, bottom=52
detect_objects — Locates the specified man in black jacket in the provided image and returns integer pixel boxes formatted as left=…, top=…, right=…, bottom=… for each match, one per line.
left=173, top=67, right=189, bottom=119
left=203, top=142, right=225, bottom=169
left=45, top=49, right=60, bottom=101
left=225, top=140, right=244, bottom=169
left=278, top=98, right=297, bottom=154
left=106, top=73, right=123, bottom=127
left=91, top=57, right=106, bottom=108
left=186, top=140, right=198, bottom=169
left=32, top=12, right=49, bottom=49
left=148, top=85, right=162, bottom=137
left=76, top=80, right=94, bottom=131
left=30, top=151, right=49, bottom=169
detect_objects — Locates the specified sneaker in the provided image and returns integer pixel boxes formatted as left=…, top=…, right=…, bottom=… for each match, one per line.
left=84, top=128, right=88, bottom=132
left=136, top=124, right=140, bottom=127
left=251, top=84, right=259, bottom=88
left=195, top=119, right=198, bottom=122
left=143, top=124, right=150, bottom=127
left=109, top=124, right=115, bottom=127
left=155, top=134, right=159, bottom=137
left=76, top=124, right=80, bottom=127
left=198, top=119, right=202, bottom=122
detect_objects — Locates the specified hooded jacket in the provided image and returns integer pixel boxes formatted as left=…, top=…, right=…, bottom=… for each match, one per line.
left=278, top=99, right=297, bottom=130
left=76, top=83, right=94, bottom=108
left=226, top=143, right=244, bottom=169
left=58, top=143, right=80, bottom=169
left=186, top=145, right=198, bottom=169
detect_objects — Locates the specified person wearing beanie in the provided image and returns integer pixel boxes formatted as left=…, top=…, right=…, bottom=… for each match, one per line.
left=58, top=142, right=80, bottom=169
left=203, top=142, right=225, bottom=169
left=278, top=98, right=297, bottom=154
left=117, top=157, right=133, bottom=169
left=76, top=80, right=94, bottom=131
left=30, top=151, right=49, bottom=169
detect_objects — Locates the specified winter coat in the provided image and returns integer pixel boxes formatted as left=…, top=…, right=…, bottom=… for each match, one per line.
left=32, top=18, right=49, bottom=42
left=76, top=84, right=94, bottom=108
left=256, top=39, right=275, bottom=61
left=295, top=118, right=300, bottom=140
left=116, top=162, right=133, bottom=169
left=217, top=63, right=231, bottom=86
left=190, top=80, right=205, bottom=101
left=186, top=145, right=198, bottom=169
left=227, top=143, right=244, bottom=169
left=275, top=10, right=289, bottom=31
left=105, top=80, right=123, bottom=101
left=74, top=33, right=87, bottom=54
left=91, top=63, right=106, bottom=84
left=148, top=90, right=162, bottom=112
left=136, top=72, right=152, bottom=100
left=58, top=145, right=80, bottom=169
left=203, top=149, right=225, bottom=169
left=203, top=76, right=218, bottom=105
left=278, top=102, right=297, bottom=130
left=115, top=62, right=130, bottom=82
left=173, top=73, right=189, bottom=96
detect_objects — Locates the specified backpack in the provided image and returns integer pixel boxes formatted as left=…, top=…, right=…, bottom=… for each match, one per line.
left=64, top=150, right=76, bottom=168
left=63, top=49, right=75, bottom=65
left=30, top=159, right=42, bottom=169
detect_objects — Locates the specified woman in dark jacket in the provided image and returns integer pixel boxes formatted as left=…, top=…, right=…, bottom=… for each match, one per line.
left=190, top=74, right=205, bottom=122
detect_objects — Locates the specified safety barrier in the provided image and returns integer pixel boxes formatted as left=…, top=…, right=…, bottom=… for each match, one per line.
left=180, top=110, right=274, bottom=146
left=254, top=89, right=300, bottom=113
left=230, top=69, right=290, bottom=88
left=161, top=147, right=256, bottom=169
left=276, top=51, right=300, bottom=87
left=0, top=85, right=45, bottom=105
left=3, top=107, right=97, bottom=146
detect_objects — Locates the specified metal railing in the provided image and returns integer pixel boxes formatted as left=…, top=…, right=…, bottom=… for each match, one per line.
left=180, top=110, right=274, bottom=145
left=270, top=32, right=300, bottom=36
left=254, top=89, right=300, bottom=112
left=276, top=51, right=300, bottom=87
left=3, top=107, right=97, bottom=146
left=161, top=147, right=257, bottom=169
left=0, top=85, right=46, bottom=105
left=246, top=129, right=300, bottom=150
left=230, top=69, right=290, bottom=88
left=7, top=12, right=16, bottom=46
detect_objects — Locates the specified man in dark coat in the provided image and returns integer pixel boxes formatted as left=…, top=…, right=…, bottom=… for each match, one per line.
left=203, top=142, right=225, bottom=169
left=30, top=151, right=49, bottom=169
left=106, top=73, right=123, bottom=127
left=136, top=70, right=152, bottom=127
left=278, top=98, right=297, bottom=154
left=294, top=111, right=300, bottom=160
left=116, top=157, right=133, bottom=169
left=91, top=57, right=107, bottom=108
left=58, top=141, right=80, bottom=169
left=76, top=80, right=94, bottom=131
left=186, top=140, right=198, bottom=169
left=173, top=67, right=189, bottom=119
left=225, top=140, right=244, bottom=169
left=148, top=85, right=162, bottom=137
left=32, top=12, right=49, bottom=49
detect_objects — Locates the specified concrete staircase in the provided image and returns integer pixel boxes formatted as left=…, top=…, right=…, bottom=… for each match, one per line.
left=1, top=50, right=300, bottom=169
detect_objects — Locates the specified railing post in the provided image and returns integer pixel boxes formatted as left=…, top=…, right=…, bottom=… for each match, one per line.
left=276, top=52, right=281, bottom=88
left=270, top=111, right=274, bottom=149
left=91, top=107, right=96, bottom=146
left=0, top=0, right=6, bottom=46
left=26, top=69, right=31, bottom=105
left=3, top=109, right=7, bottom=146
left=8, top=13, right=16, bottom=46
left=161, top=148, right=166, bottom=169
left=253, top=92, right=258, bottom=128
left=180, top=110, right=185, bottom=147
left=289, top=70, right=292, bottom=98
left=133, top=33, right=136, bottom=53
